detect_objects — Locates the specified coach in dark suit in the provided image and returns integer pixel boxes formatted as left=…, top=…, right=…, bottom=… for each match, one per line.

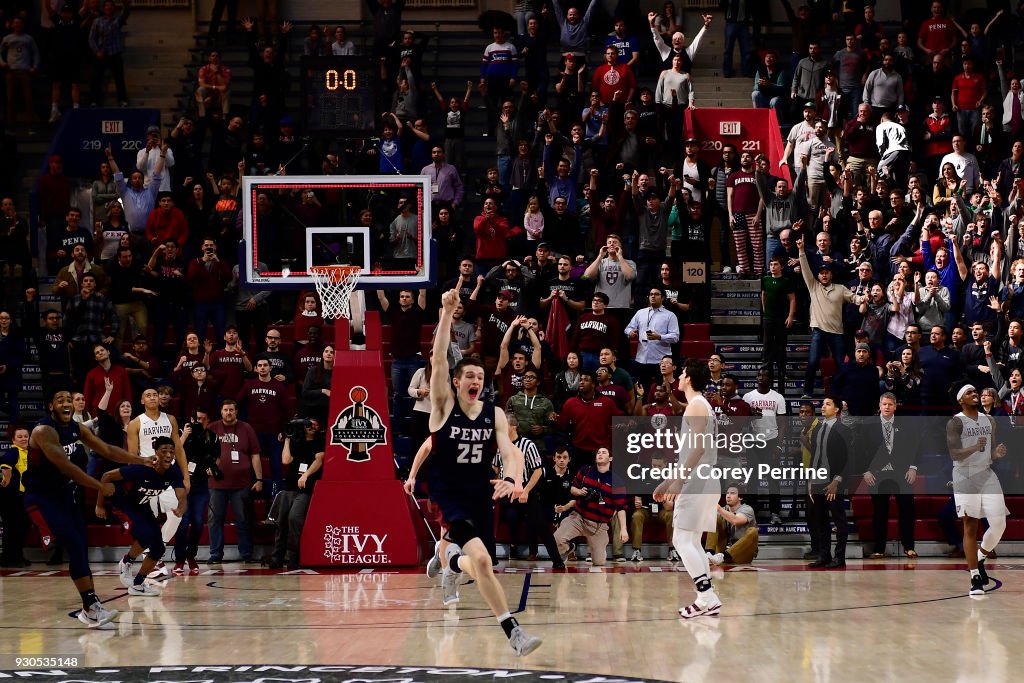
left=808, top=395, right=851, bottom=568
left=859, top=392, right=920, bottom=558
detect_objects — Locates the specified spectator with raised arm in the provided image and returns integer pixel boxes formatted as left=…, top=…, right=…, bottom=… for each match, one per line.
left=106, top=143, right=164, bottom=243
left=551, top=0, right=597, bottom=60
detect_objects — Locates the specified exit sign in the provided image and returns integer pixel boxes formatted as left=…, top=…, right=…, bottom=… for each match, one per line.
left=102, top=120, right=124, bottom=134
left=719, top=121, right=741, bottom=136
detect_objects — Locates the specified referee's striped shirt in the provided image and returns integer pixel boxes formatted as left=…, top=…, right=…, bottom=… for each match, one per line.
left=493, top=437, right=544, bottom=486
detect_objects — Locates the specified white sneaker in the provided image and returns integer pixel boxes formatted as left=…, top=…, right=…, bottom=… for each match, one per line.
left=441, top=568, right=460, bottom=605
left=426, top=541, right=442, bottom=578
left=707, top=552, right=725, bottom=566
left=614, top=555, right=627, bottom=563
left=630, top=550, right=643, bottom=562
left=679, top=590, right=722, bottom=619
left=127, top=583, right=162, bottom=597
left=78, top=602, right=119, bottom=628
left=147, top=561, right=169, bottom=579
left=118, top=557, right=134, bottom=588
left=508, top=625, right=542, bottom=656
left=667, top=549, right=681, bottom=562
left=48, top=109, right=60, bottom=123
left=721, top=266, right=734, bottom=274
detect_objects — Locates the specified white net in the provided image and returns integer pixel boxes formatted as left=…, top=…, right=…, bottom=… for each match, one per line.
left=309, top=266, right=361, bottom=320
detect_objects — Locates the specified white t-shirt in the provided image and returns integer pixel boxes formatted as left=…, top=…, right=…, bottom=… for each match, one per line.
left=743, top=389, right=787, bottom=441
left=681, top=158, right=703, bottom=202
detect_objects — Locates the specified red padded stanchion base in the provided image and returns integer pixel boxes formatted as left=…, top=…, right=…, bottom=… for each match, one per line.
left=300, top=480, right=423, bottom=566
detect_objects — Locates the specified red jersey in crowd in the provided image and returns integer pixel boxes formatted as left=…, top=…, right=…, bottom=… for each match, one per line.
left=555, top=393, right=623, bottom=451
left=236, top=377, right=288, bottom=433
left=206, top=418, right=260, bottom=490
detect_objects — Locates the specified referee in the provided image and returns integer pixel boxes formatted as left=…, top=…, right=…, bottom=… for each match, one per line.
left=493, top=416, right=563, bottom=568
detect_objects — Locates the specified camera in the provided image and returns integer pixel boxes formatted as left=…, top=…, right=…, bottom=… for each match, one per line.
left=283, top=416, right=312, bottom=439
left=183, top=422, right=223, bottom=480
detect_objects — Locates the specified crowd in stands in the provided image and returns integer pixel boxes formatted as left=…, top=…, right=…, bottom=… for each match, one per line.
left=3, top=0, right=1024, bottom=567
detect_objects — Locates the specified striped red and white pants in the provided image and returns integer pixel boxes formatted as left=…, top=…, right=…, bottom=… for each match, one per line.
left=732, top=212, right=764, bottom=275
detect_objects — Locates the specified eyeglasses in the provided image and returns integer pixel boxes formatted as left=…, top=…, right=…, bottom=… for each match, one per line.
left=523, top=375, right=539, bottom=381
left=648, top=292, right=662, bottom=297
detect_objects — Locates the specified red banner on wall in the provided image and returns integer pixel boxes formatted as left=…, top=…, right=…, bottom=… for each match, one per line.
left=685, top=108, right=789, bottom=183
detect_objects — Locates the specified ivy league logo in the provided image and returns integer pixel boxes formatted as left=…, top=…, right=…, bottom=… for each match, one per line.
left=330, top=386, right=387, bottom=462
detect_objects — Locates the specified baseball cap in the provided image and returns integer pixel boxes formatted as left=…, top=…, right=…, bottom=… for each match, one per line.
left=855, top=342, right=871, bottom=352
left=803, top=101, right=816, bottom=110
left=896, top=104, right=909, bottom=113
left=685, top=137, right=699, bottom=144
left=497, top=290, right=514, bottom=301
left=817, top=262, right=832, bottom=271
left=146, top=125, right=160, bottom=135
left=536, top=242, right=550, bottom=251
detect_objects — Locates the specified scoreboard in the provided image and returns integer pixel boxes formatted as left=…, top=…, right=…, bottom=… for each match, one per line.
left=300, top=56, right=379, bottom=137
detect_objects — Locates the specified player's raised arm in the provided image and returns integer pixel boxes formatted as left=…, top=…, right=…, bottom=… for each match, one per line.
left=492, top=407, right=524, bottom=500
left=32, top=425, right=113, bottom=495
left=430, top=278, right=462, bottom=413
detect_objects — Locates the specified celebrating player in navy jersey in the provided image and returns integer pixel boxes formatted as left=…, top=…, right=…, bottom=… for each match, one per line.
left=406, top=277, right=541, bottom=657
left=96, top=436, right=186, bottom=596
left=25, top=389, right=154, bottom=628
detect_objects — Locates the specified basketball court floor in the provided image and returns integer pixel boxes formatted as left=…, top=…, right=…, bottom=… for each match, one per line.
left=1, top=558, right=1021, bottom=682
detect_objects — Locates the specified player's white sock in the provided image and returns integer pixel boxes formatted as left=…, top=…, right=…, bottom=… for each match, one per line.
left=970, top=568, right=980, bottom=578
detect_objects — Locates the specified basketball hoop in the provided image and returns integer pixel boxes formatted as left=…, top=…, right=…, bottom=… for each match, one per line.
left=310, top=265, right=361, bottom=320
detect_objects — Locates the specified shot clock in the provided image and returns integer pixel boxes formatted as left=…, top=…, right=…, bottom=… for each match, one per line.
left=300, top=56, right=379, bottom=136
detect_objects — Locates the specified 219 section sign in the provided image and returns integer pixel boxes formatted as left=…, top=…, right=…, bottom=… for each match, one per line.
left=301, top=56, right=379, bottom=137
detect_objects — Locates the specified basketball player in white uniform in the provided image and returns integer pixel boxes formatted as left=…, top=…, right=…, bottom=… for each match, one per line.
left=948, top=384, right=1009, bottom=595
left=655, top=358, right=722, bottom=618
left=127, top=388, right=190, bottom=578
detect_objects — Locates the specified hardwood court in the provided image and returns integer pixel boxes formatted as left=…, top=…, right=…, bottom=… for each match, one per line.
left=1, top=559, right=1021, bottom=681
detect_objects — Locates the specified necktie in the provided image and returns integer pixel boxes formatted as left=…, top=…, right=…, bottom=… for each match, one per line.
left=814, top=422, right=830, bottom=472
left=884, top=420, right=893, bottom=453
left=1014, top=95, right=1022, bottom=137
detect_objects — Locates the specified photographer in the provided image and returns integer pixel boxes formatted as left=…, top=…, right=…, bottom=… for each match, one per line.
left=882, top=346, right=922, bottom=410
left=270, top=419, right=325, bottom=570
left=173, top=409, right=220, bottom=575
left=552, top=446, right=628, bottom=566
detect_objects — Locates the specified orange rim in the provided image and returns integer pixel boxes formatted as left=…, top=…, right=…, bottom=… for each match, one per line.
left=310, top=265, right=362, bottom=283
